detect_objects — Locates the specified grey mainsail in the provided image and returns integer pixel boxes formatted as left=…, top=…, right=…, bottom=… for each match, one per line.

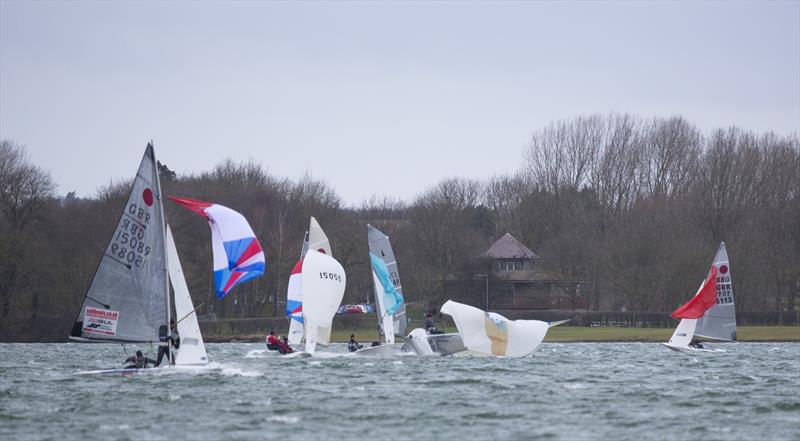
left=70, top=143, right=168, bottom=344
left=695, top=242, right=737, bottom=341
left=367, top=224, right=407, bottom=336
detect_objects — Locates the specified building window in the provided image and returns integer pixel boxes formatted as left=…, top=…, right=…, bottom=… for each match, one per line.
left=496, top=260, right=524, bottom=271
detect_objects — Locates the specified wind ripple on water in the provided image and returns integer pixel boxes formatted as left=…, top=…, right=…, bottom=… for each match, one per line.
left=0, top=342, right=798, bottom=441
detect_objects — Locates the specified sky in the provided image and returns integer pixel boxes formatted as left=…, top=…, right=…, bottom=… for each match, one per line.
left=1, top=1, right=798, bottom=205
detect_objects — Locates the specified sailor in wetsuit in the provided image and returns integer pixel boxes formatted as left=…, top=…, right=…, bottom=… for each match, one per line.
left=280, top=337, right=295, bottom=355
left=347, top=334, right=363, bottom=352
left=689, top=337, right=704, bottom=349
left=266, top=330, right=281, bottom=351
left=425, top=314, right=444, bottom=334
left=124, top=350, right=156, bottom=369
left=156, top=318, right=180, bottom=366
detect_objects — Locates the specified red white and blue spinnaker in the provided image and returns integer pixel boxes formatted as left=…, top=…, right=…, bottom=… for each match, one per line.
left=170, top=196, right=265, bottom=298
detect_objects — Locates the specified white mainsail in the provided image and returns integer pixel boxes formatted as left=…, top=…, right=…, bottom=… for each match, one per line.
left=308, top=217, right=332, bottom=255
left=167, top=226, right=208, bottom=366
left=367, top=224, right=407, bottom=337
left=302, top=250, right=346, bottom=354
left=695, top=243, right=737, bottom=341
left=70, top=143, right=169, bottom=345
left=372, top=271, right=396, bottom=345
left=440, top=300, right=549, bottom=357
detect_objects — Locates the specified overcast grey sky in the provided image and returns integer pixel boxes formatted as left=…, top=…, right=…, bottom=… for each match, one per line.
left=1, top=1, right=798, bottom=204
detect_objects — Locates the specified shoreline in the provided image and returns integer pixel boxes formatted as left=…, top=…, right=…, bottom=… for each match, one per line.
left=202, top=325, right=799, bottom=344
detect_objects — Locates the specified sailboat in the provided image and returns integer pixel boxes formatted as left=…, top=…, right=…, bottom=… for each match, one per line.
left=354, top=224, right=405, bottom=356
left=438, top=300, right=565, bottom=357
left=70, top=143, right=208, bottom=373
left=300, top=249, right=346, bottom=355
left=664, top=242, right=736, bottom=352
left=282, top=217, right=346, bottom=356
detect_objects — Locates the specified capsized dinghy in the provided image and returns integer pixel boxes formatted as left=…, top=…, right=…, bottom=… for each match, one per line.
left=440, top=300, right=565, bottom=357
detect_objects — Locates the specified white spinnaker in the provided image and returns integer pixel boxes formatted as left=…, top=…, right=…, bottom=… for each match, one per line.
left=440, top=300, right=548, bottom=357
left=667, top=318, right=697, bottom=349
left=302, top=250, right=346, bottom=354
left=372, top=271, right=395, bottom=345
left=167, top=226, right=208, bottom=366
left=307, top=217, right=334, bottom=345
left=695, top=243, right=737, bottom=342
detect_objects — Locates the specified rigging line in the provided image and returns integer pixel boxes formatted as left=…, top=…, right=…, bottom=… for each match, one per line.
left=175, top=303, right=204, bottom=325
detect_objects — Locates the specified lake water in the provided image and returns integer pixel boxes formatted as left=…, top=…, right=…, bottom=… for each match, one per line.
left=1, top=342, right=798, bottom=440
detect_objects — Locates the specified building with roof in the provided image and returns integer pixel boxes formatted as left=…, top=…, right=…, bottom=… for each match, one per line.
left=471, top=233, right=588, bottom=310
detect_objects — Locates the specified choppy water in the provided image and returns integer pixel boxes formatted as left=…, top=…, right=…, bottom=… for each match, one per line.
left=1, top=342, right=798, bottom=440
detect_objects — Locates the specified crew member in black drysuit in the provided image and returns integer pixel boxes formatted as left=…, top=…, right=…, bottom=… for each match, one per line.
left=124, top=350, right=157, bottom=369
left=689, top=337, right=704, bottom=349
left=424, top=314, right=436, bottom=332
left=347, top=334, right=363, bottom=352
left=156, top=318, right=180, bottom=366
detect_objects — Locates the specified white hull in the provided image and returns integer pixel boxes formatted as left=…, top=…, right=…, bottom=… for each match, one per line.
left=281, top=351, right=312, bottom=359
left=353, top=344, right=395, bottom=357
left=662, top=343, right=726, bottom=353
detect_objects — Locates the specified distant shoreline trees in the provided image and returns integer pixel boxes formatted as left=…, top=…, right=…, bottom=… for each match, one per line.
left=1, top=113, right=797, bottom=341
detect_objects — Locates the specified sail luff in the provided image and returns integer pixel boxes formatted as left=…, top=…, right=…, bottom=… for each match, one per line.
left=153, top=143, right=171, bottom=350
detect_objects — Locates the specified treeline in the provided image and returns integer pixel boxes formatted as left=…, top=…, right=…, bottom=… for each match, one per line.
left=1, top=113, right=798, bottom=341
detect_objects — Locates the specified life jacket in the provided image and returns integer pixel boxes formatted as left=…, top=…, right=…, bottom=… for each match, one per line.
left=267, top=335, right=281, bottom=350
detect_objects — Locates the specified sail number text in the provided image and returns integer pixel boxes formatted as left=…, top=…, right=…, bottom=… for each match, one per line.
left=715, top=276, right=733, bottom=305
left=319, top=272, right=343, bottom=282
left=110, top=214, right=152, bottom=268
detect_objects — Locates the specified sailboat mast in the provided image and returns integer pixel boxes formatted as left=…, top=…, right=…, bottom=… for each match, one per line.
left=151, top=142, right=172, bottom=337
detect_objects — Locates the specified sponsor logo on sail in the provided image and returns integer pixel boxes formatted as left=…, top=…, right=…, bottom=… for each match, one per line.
left=83, top=307, right=120, bottom=336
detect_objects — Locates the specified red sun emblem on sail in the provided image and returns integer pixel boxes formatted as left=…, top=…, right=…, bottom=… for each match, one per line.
left=719, top=264, right=728, bottom=274
left=143, top=188, right=154, bottom=206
